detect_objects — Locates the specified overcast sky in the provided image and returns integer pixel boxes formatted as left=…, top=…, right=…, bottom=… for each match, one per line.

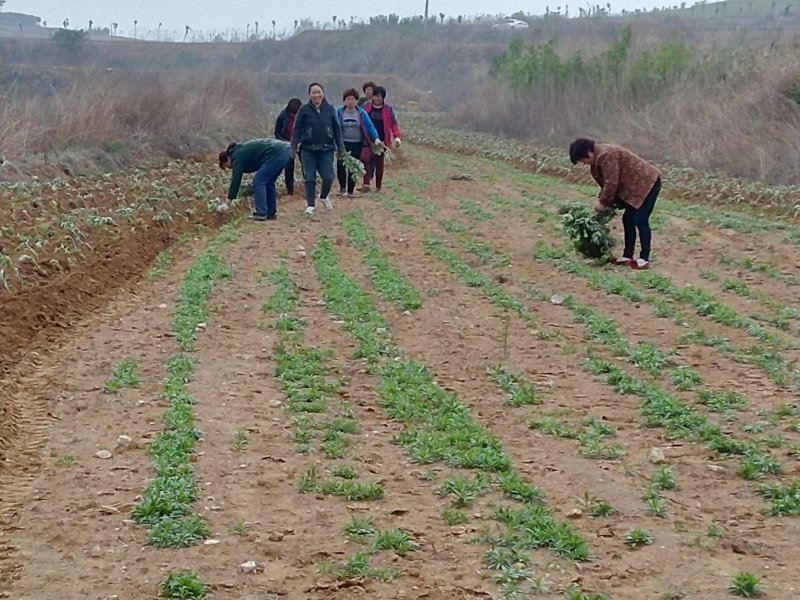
left=5, top=0, right=663, bottom=36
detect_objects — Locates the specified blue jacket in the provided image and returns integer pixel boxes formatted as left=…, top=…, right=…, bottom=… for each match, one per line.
left=335, top=105, right=380, bottom=145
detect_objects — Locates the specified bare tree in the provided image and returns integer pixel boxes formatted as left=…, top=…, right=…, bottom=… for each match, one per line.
left=254, top=21, right=259, bottom=37
left=133, top=19, right=138, bottom=39
left=184, top=25, right=191, bottom=42
left=425, top=0, right=430, bottom=20
left=272, top=19, right=277, bottom=36
left=112, top=22, right=118, bottom=35
left=158, top=22, right=162, bottom=39
left=88, top=19, right=93, bottom=31
left=0, top=1, right=6, bottom=11
left=63, top=18, right=69, bottom=29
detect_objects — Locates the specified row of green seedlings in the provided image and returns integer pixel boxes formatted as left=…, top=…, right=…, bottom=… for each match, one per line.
left=260, top=263, right=381, bottom=501
left=404, top=118, right=800, bottom=244
left=485, top=231, right=790, bottom=484
left=386, top=166, right=800, bottom=519
left=427, top=225, right=799, bottom=517
left=420, top=161, right=798, bottom=355
left=385, top=183, right=799, bottom=448
left=341, top=212, right=423, bottom=311
left=312, top=234, right=606, bottom=600
left=137, top=226, right=238, bottom=598
left=409, top=150, right=800, bottom=515
left=699, top=270, right=800, bottom=334
left=368, top=183, right=417, bottom=226
left=263, top=264, right=403, bottom=581
left=533, top=243, right=798, bottom=389
left=499, top=173, right=800, bottom=337
left=719, top=255, right=800, bottom=288
left=368, top=155, right=791, bottom=546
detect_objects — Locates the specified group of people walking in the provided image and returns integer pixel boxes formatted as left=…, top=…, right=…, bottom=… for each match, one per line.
left=217, top=80, right=402, bottom=220
left=214, top=80, right=662, bottom=269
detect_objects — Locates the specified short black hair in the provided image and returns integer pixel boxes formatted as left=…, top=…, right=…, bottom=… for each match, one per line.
left=373, top=85, right=387, bottom=99
left=286, top=98, right=302, bottom=113
left=308, top=82, right=325, bottom=94
left=343, top=87, right=359, bottom=101
left=569, top=138, right=595, bottom=164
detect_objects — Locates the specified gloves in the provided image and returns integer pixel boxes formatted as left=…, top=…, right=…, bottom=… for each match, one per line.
left=394, top=138, right=402, bottom=148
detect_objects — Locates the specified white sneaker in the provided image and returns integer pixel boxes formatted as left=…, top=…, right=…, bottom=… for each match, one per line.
left=320, top=196, right=333, bottom=210
left=304, top=206, right=315, bottom=215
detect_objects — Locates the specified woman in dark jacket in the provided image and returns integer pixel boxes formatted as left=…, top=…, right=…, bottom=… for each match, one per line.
left=216, top=138, right=292, bottom=221
left=273, top=98, right=301, bottom=195
left=290, top=83, right=344, bottom=215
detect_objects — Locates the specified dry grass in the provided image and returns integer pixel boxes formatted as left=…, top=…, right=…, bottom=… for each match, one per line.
left=453, top=36, right=800, bottom=185
left=0, top=68, right=265, bottom=175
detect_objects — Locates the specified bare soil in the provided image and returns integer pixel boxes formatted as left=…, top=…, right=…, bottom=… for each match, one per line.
left=1, top=149, right=799, bottom=600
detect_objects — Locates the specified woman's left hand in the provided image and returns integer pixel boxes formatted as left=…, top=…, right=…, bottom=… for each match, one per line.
left=593, top=199, right=605, bottom=213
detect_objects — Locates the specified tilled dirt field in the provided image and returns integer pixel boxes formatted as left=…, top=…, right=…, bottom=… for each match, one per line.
left=1, top=147, right=799, bottom=600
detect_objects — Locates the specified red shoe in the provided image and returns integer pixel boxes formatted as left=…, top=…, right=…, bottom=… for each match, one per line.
left=629, top=258, right=650, bottom=270
left=609, top=256, right=632, bottom=265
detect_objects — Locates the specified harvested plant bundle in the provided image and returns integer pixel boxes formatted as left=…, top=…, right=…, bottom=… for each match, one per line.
left=561, top=203, right=616, bottom=259
left=340, top=152, right=365, bottom=183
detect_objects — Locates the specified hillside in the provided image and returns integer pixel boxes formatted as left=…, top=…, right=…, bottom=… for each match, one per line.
left=2, top=6, right=800, bottom=182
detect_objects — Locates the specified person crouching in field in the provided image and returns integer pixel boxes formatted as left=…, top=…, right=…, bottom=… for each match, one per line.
left=360, top=86, right=402, bottom=193
left=336, top=88, right=381, bottom=198
left=291, top=82, right=344, bottom=215
left=273, top=97, right=302, bottom=196
left=217, top=138, right=292, bottom=221
left=569, top=138, right=662, bottom=270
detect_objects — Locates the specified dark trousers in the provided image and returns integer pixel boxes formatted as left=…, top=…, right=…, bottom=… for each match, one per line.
left=283, top=157, right=295, bottom=195
left=337, top=141, right=363, bottom=194
left=253, top=147, right=292, bottom=217
left=300, top=149, right=335, bottom=207
left=360, top=146, right=386, bottom=190
left=622, top=178, right=661, bottom=261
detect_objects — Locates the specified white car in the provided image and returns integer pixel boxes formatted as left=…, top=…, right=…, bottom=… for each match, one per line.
left=492, top=18, right=530, bottom=30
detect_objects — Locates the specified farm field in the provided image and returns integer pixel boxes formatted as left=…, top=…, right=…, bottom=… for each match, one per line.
left=1, top=140, right=800, bottom=600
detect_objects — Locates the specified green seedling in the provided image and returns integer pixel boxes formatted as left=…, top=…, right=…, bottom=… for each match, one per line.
left=232, top=519, right=252, bottom=536
left=159, top=571, right=206, bottom=599
left=343, top=516, right=376, bottom=539
left=728, top=572, right=765, bottom=597
left=373, top=529, right=416, bottom=556
left=443, top=507, right=469, bottom=525
left=233, top=430, right=248, bottom=450
left=103, top=359, right=140, bottom=393
left=624, top=528, right=653, bottom=548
